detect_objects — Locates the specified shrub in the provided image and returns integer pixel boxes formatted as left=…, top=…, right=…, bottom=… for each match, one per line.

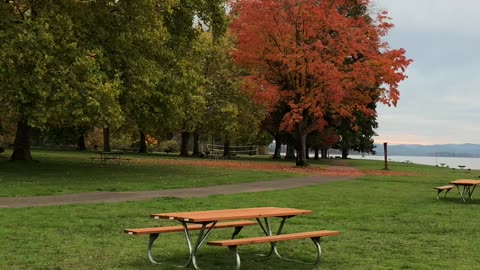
left=159, top=140, right=178, bottom=154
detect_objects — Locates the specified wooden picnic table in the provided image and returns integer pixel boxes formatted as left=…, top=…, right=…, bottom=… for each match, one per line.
left=90, top=151, right=131, bottom=165
left=150, top=207, right=313, bottom=269
left=449, top=179, right=480, bottom=202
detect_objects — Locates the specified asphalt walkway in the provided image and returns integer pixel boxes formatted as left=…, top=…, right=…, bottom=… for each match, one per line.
left=0, top=175, right=354, bottom=208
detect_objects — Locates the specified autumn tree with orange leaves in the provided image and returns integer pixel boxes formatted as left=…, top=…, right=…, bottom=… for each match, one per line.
left=230, top=0, right=411, bottom=166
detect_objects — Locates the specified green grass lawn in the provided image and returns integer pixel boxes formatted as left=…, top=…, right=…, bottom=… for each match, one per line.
left=1, top=150, right=480, bottom=269
left=0, top=150, right=299, bottom=197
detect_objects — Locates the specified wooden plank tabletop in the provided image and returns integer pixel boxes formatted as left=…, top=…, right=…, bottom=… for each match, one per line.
left=449, top=179, right=480, bottom=185
left=151, top=207, right=313, bottom=222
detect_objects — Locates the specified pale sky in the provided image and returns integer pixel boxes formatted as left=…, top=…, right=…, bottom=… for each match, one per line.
left=372, top=0, right=480, bottom=145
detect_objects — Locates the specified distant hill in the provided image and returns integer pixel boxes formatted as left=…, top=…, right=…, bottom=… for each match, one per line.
left=373, top=143, right=480, bottom=158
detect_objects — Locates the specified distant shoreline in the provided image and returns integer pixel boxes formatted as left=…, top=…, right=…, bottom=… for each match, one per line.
left=352, top=154, right=480, bottom=170
left=372, top=143, right=480, bottom=159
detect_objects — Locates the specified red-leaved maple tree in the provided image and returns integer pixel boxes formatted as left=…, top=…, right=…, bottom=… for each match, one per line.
left=230, top=0, right=412, bottom=166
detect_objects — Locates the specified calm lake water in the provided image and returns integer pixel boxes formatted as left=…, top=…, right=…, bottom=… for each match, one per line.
left=350, top=155, right=480, bottom=170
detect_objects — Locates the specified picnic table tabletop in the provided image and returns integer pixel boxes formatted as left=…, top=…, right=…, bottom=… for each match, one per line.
left=151, top=207, right=313, bottom=222
left=449, top=179, right=480, bottom=186
left=449, top=179, right=480, bottom=202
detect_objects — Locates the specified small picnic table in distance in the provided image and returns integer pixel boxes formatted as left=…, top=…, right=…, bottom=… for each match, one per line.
left=148, top=207, right=336, bottom=269
left=90, top=151, right=130, bottom=165
left=449, top=179, right=480, bottom=202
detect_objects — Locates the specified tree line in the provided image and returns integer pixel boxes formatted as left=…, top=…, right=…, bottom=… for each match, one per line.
left=0, top=0, right=411, bottom=165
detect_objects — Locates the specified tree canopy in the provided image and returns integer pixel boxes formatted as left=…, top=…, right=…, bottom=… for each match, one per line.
left=0, top=1, right=122, bottom=160
left=0, top=0, right=411, bottom=165
left=0, top=0, right=233, bottom=160
left=230, top=0, right=412, bottom=165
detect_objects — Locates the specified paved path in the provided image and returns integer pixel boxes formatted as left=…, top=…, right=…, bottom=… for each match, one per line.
left=0, top=175, right=354, bottom=208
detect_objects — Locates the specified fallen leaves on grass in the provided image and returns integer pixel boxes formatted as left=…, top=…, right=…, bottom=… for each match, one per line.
left=134, top=158, right=416, bottom=177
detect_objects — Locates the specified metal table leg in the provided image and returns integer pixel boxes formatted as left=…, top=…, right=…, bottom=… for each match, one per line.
left=454, top=184, right=478, bottom=203
left=256, top=217, right=289, bottom=257
left=455, top=185, right=467, bottom=202
left=468, top=185, right=477, bottom=199
left=229, top=235, right=323, bottom=268
left=255, top=217, right=323, bottom=264
left=146, top=221, right=246, bottom=268
left=147, top=233, right=160, bottom=264
left=229, top=245, right=241, bottom=270
left=181, top=221, right=217, bottom=270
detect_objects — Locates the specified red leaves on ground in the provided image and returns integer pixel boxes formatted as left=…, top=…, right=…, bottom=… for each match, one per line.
left=134, top=158, right=415, bottom=177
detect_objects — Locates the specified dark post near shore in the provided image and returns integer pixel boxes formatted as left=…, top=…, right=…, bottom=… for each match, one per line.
left=383, top=142, right=389, bottom=170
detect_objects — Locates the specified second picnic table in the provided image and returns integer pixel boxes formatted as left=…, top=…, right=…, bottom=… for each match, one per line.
left=91, top=151, right=131, bottom=165
left=449, top=179, right=480, bottom=202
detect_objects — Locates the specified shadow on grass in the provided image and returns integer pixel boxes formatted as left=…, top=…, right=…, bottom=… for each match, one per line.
left=435, top=196, right=480, bottom=205
left=125, top=248, right=324, bottom=270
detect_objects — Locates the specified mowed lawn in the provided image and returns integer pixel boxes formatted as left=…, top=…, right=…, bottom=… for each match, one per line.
left=1, top=150, right=480, bottom=269
left=0, top=150, right=300, bottom=197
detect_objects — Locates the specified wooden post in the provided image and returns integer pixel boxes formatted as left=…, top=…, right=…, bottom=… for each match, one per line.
left=383, top=142, right=389, bottom=170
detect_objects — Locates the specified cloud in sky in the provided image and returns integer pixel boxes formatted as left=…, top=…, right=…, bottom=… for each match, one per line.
left=371, top=0, right=480, bottom=145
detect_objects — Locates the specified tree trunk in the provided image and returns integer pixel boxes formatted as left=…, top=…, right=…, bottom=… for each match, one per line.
left=341, top=148, right=349, bottom=159
left=10, top=120, right=33, bottom=161
left=192, top=132, right=200, bottom=156
left=223, top=139, right=231, bottom=158
left=223, top=140, right=231, bottom=158
left=314, top=148, right=320, bottom=160
left=103, top=127, right=110, bottom=152
left=139, top=130, right=147, bottom=153
left=284, top=143, right=296, bottom=160
left=180, top=131, right=190, bottom=157
left=77, top=134, right=87, bottom=151
left=273, top=137, right=282, bottom=159
left=295, top=132, right=308, bottom=166
left=305, top=145, right=310, bottom=160
left=321, top=148, right=328, bottom=159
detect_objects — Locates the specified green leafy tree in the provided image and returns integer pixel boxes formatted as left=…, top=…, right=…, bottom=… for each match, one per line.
left=194, top=32, right=263, bottom=157
left=79, top=0, right=175, bottom=153
left=0, top=1, right=121, bottom=161
left=161, top=0, right=230, bottom=156
left=335, top=101, right=378, bottom=159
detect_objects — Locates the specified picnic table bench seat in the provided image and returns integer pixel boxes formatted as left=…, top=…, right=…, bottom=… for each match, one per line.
left=207, top=230, right=340, bottom=269
left=125, top=220, right=258, bottom=264
left=434, top=185, right=454, bottom=200
left=124, top=220, right=258, bottom=235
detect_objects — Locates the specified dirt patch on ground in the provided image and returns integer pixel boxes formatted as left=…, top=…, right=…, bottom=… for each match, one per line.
left=329, top=159, right=350, bottom=166
left=134, top=158, right=416, bottom=177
